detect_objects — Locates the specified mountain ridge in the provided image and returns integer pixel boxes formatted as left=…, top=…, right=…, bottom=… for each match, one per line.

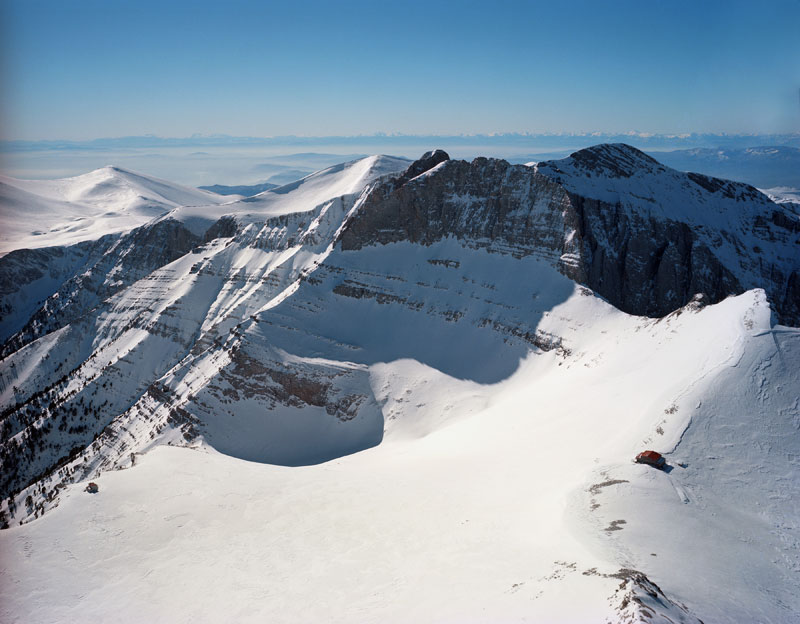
left=341, top=145, right=799, bottom=325
left=1, top=145, right=798, bottom=623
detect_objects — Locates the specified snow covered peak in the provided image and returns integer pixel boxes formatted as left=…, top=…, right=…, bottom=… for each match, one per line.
left=165, top=154, right=411, bottom=235
left=254, top=154, right=409, bottom=203
left=8, top=166, right=226, bottom=210
left=538, top=143, right=666, bottom=180
left=0, top=167, right=229, bottom=253
left=534, top=142, right=775, bottom=228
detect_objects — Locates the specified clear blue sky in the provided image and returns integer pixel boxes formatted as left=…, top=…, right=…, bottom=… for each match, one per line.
left=2, top=0, right=798, bottom=140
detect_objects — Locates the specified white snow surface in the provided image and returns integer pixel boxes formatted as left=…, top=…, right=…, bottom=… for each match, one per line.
left=1, top=281, right=798, bottom=622
left=0, top=166, right=231, bottom=254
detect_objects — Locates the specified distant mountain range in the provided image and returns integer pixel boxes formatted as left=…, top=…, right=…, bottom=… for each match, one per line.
left=650, top=146, right=800, bottom=189
left=199, top=181, right=278, bottom=196
left=4, top=131, right=799, bottom=152
left=0, top=166, right=230, bottom=253
left=197, top=144, right=800, bottom=200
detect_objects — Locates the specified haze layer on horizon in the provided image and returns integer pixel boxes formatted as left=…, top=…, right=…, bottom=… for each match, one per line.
left=3, top=132, right=799, bottom=188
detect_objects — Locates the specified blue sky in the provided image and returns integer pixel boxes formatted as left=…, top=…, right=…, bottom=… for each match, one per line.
left=2, top=0, right=798, bottom=140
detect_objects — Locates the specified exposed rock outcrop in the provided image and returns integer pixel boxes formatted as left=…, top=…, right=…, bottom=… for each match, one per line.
left=608, top=568, right=705, bottom=623
left=392, top=149, right=450, bottom=188
left=0, top=235, right=117, bottom=345
left=560, top=192, right=742, bottom=318
left=341, top=157, right=571, bottom=258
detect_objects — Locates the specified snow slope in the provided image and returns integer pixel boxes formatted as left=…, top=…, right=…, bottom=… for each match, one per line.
left=0, top=155, right=413, bottom=499
left=577, top=297, right=800, bottom=622
left=0, top=166, right=230, bottom=254
left=0, top=156, right=410, bottom=355
left=1, top=285, right=795, bottom=623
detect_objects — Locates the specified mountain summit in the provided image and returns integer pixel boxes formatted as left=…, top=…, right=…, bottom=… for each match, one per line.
left=540, top=142, right=666, bottom=179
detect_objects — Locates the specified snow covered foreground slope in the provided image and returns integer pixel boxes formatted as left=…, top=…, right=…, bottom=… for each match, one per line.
left=2, top=287, right=797, bottom=623
left=1, top=148, right=799, bottom=622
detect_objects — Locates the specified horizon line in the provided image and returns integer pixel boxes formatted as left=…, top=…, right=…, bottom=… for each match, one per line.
left=3, top=130, right=800, bottom=145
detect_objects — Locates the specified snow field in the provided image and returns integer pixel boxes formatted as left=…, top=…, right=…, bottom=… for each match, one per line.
left=3, top=286, right=795, bottom=622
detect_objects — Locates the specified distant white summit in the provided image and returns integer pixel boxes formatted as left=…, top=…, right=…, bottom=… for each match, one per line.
left=164, top=154, right=411, bottom=236
left=0, top=166, right=231, bottom=254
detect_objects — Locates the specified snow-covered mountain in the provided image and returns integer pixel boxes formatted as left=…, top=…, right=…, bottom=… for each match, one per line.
left=1, top=147, right=798, bottom=623
left=534, top=144, right=799, bottom=324
left=764, top=186, right=800, bottom=212
left=0, top=166, right=231, bottom=254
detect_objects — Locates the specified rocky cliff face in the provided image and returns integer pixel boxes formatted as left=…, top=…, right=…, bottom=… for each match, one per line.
left=559, top=191, right=743, bottom=319
left=342, top=145, right=800, bottom=325
left=341, top=156, right=573, bottom=261
left=0, top=236, right=117, bottom=345
left=538, top=144, right=800, bottom=324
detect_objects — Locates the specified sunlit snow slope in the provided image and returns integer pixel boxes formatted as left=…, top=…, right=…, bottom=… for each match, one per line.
left=0, top=166, right=231, bottom=254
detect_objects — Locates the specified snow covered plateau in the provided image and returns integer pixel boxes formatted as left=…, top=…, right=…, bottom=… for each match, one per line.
left=0, top=145, right=798, bottom=623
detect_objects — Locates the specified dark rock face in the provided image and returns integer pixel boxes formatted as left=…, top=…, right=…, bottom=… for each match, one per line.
left=204, top=215, right=239, bottom=241
left=391, top=149, right=450, bottom=189
left=0, top=236, right=117, bottom=344
left=541, top=145, right=800, bottom=325
left=342, top=157, right=571, bottom=257
left=341, top=147, right=800, bottom=325
left=562, top=193, right=742, bottom=319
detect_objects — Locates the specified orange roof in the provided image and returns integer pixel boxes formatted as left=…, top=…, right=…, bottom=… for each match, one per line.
left=638, top=450, right=662, bottom=460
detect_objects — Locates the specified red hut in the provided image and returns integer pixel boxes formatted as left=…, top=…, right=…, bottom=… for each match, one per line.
left=635, top=451, right=666, bottom=469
